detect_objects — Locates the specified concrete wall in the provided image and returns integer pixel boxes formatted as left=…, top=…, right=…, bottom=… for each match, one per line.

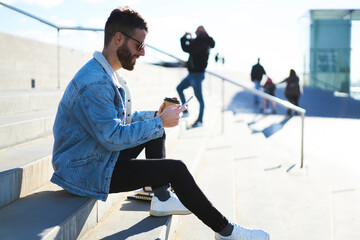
left=0, top=32, right=91, bottom=90
left=0, top=31, right=235, bottom=106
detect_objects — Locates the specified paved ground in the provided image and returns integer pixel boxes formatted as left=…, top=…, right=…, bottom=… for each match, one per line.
left=227, top=85, right=360, bottom=171
left=226, top=86, right=360, bottom=239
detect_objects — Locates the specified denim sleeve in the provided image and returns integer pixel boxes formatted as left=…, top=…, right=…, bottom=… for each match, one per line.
left=76, top=83, right=164, bottom=151
left=131, top=110, right=156, bottom=122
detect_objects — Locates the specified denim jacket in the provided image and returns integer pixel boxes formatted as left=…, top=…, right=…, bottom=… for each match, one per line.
left=51, top=53, right=164, bottom=201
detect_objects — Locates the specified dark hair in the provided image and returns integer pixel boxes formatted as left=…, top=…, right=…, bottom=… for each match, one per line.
left=289, top=69, right=296, bottom=77
left=104, top=7, right=148, bottom=47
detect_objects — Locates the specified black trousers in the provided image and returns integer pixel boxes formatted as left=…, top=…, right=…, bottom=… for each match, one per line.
left=286, top=94, right=300, bottom=115
left=109, top=133, right=229, bottom=232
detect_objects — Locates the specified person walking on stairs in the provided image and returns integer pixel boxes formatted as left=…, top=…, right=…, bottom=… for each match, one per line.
left=251, top=58, right=267, bottom=105
left=176, top=25, right=215, bottom=128
left=279, top=69, right=302, bottom=116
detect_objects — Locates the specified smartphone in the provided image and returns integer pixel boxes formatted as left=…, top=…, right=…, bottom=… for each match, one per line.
left=182, top=96, right=193, bottom=107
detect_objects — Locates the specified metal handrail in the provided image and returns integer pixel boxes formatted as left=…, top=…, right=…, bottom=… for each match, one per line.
left=207, top=70, right=306, bottom=114
left=0, top=2, right=104, bottom=31
left=0, top=1, right=306, bottom=168
left=145, top=42, right=306, bottom=167
left=145, top=43, right=306, bottom=167
left=207, top=70, right=306, bottom=168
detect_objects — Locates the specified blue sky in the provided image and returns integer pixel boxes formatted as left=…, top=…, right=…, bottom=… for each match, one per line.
left=1, top=0, right=360, bottom=81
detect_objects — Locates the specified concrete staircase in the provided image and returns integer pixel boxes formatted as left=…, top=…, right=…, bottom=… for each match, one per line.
left=2, top=57, right=360, bottom=240
left=0, top=86, right=128, bottom=240
left=173, top=111, right=236, bottom=239
left=0, top=61, right=227, bottom=240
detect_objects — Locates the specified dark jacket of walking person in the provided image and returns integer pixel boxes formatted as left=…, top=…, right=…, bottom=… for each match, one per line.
left=176, top=26, right=215, bottom=128
left=281, top=69, right=301, bottom=116
left=251, top=58, right=266, bottom=104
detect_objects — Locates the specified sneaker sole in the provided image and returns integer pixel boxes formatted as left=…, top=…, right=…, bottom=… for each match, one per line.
left=149, top=209, right=192, bottom=217
left=215, top=231, right=270, bottom=240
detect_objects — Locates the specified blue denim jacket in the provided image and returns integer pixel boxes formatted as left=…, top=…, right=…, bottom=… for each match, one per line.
left=51, top=55, right=164, bottom=201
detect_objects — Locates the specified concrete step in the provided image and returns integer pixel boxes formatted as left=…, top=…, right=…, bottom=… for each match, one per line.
left=0, top=89, right=63, bottom=115
left=233, top=113, right=335, bottom=240
left=0, top=135, right=53, bottom=209
left=231, top=114, right=287, bottom=239
left=0, top=110, right=55, bottom=150
left=174, top=111, right=236, bottom=239
left=0, top=182, right=125, bottom=240
left=82, top=101, right=222, bottom=240
left=257, top=114, right=360, bottom=240
left=329, top=165, right=360, bottom=240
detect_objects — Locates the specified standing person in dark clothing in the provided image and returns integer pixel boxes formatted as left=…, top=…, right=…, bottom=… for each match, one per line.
left=251, top=58, right=266, bottom=104
left=176, top=26, right=215, bottom=128
left=280, top=69, right=302, bottom=116
left=50, top=7, right=269, bottom=240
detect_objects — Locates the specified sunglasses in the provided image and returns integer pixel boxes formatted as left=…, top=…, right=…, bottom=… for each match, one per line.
left=120, top=32, right=145, bottom=51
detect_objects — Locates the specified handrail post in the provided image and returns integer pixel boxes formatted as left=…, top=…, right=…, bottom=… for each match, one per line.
left=221, top=78, right=225, bottom=134
left=300, top=113, right=305, bottom=168
left=57, top=29, right=60, bottom=89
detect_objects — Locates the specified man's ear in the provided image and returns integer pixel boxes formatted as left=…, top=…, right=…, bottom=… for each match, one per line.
left=114, top=32, right=124, bottom=46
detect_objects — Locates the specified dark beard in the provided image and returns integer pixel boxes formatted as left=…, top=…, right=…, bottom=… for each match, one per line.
left=116, top=41, right=136, bottom=71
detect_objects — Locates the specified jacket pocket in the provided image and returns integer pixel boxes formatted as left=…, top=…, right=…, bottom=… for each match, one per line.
left=69, top=156, right=101, bottom=168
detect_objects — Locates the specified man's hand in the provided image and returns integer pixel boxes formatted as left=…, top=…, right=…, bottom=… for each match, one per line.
left=159, top=104, right=186, bottom=128
left=156, top=102, right=165, bottom=116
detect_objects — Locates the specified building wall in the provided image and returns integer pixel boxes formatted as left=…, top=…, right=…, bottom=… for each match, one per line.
left=0, top=32, right=91, bottom=90
left=310, top=17, right=351, bottom=93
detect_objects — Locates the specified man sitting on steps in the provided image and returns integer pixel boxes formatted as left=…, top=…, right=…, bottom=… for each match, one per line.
left=50, top=7, right=269, bottom=240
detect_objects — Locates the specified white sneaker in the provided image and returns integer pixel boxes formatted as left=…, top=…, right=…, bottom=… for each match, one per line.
left=150, top=192, right=191, bottom=217
left=215, top=223, right=269, bottom=240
